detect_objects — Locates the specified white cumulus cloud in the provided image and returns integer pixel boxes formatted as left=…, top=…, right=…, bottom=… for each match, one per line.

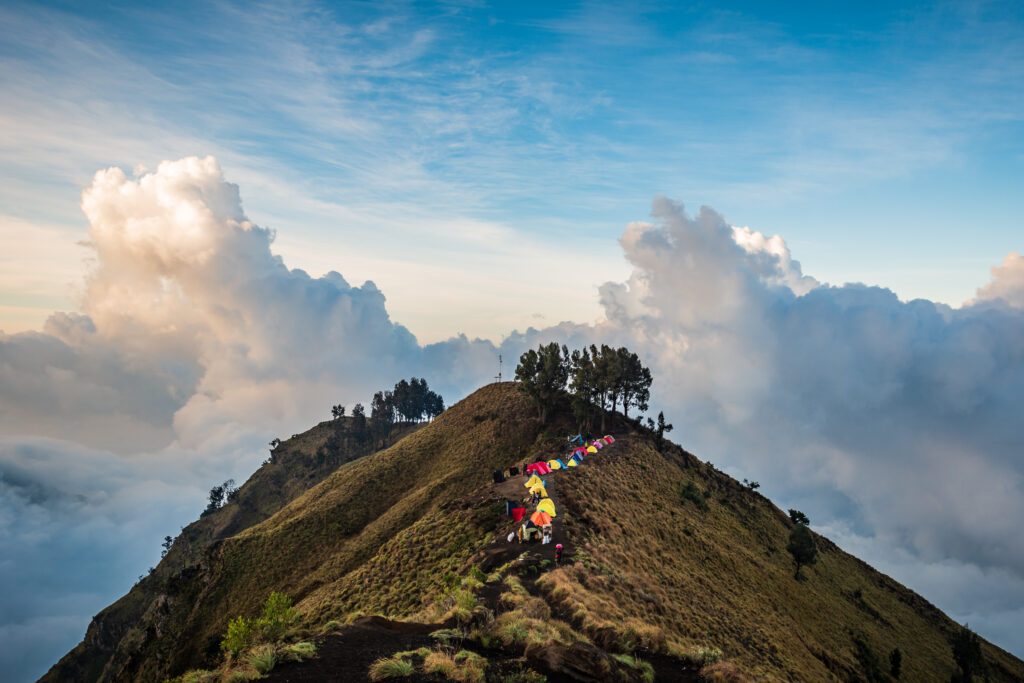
left=2, top=161, right=1023, bottom=681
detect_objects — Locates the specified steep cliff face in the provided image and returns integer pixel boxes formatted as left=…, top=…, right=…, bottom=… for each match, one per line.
left=44, top=383, right=1024, bottom=682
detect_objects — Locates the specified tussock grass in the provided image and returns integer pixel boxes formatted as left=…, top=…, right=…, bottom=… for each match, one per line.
left=423, top=650, right=457, bottom=677
left=246, top=644, right=276, bottom=673
left=369, top=654, right=415, bottom=679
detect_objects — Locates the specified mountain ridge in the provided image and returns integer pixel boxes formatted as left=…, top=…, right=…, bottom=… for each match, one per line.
left=43, top=382, right=1024, bottom=682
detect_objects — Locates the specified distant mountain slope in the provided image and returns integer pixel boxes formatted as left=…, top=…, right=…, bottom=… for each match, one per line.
left=43, top=383, right=1024, bottom=682
left=41, top=417, right=424, bottom=682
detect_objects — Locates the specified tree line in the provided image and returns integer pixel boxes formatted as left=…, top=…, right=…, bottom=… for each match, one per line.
left=515, top=342, right=653, bottom=432
left=318, top=377, right=445, bottom=464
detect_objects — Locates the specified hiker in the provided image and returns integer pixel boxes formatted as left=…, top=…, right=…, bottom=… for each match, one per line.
left=554, top=543, right=563, bottom=564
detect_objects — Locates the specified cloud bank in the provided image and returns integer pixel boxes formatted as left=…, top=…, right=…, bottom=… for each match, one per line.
left=2, top=158, right=1022, bottom=680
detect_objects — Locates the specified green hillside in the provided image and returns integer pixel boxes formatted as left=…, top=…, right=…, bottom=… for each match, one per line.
left=43, top=383, right=1024, bottom=682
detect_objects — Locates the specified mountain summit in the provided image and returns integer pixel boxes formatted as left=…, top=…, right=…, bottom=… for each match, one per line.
left=44, top=383, right=1024, bottom=682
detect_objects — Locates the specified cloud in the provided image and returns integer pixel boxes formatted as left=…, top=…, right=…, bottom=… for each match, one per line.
left=579, top=196, right=1024, bottom=656
left=0, top=157, right=504, bottom=681
left=2, top=161, right=1023, bottom=680
left=974, top=251, right=1024, bottom=309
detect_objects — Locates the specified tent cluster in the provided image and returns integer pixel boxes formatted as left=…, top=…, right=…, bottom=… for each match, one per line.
left=509, top=435, right=616, bottom=545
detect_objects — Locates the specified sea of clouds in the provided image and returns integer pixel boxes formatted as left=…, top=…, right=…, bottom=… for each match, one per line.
left=2, top=157, right=1022, bottom=681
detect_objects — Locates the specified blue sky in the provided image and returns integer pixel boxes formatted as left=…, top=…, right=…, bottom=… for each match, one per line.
left=2, top=0, right=1022, bottom=342
left=2, top=2, right=1024, bottom=680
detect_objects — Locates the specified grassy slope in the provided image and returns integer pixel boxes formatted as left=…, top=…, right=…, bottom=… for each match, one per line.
left=95, top=383, right=543, bottom=681
left=44, top=383, right=1024, bottom=682
left=544, top=436, right=1024, bottom=681
left=41, top=417, right=421, bottom=683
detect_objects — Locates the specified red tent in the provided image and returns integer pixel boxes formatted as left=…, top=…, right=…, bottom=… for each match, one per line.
left=526, top=461, right=551, bottom=475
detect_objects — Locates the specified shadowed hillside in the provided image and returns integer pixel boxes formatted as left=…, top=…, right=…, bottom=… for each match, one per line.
left=44, top=383, right=1024, bottom=682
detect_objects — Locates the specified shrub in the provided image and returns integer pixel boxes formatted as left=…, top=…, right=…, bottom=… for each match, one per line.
left=247, top=644, right=277, bottom=673
left=227, top=672, right=257, bottom=683
left=369, top=655, right=415, bottom=680
left=258, top=591, right=298, bottom=640
left=323, top=620, right=341, bottom=632
left=679, top=482, right=709, bottom=511
left=221, top=616, right=255, bottom=656
left=469, top=565, right=487, bottom=583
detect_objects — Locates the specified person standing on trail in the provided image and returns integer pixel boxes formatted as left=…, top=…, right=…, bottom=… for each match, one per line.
left=554, top=543, right=563, bottom=564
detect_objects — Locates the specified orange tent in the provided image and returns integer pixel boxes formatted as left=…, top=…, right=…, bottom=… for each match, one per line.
left=530, top=510, right=552, bottom=526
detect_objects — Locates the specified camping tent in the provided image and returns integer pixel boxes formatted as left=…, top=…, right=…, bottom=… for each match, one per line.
left=567, top=458, right=578, bottom=467
left=586, top=446, right=598, bottom=454
left=525, top=474, right=544, bottom=489
left=592, top=440, right=603, bottom=450
left=536, top=498, right=556, bottom=517
left=530, top=510, right=552, bottom=526
left=529, top=483, right=547, bottom=496
left=604, top=435, right=615, bottom=444
left=526, top=462, right=552, bottom=475
left=547, top=459, right=563, bottom=470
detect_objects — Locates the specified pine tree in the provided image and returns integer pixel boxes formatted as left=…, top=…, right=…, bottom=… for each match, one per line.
left=951, top=624, right=984, bottom=682
left=515, top=343, right=569, bottom=423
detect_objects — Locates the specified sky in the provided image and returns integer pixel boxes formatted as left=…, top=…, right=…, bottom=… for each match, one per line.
left=1, top=1, right=1022, bottom=681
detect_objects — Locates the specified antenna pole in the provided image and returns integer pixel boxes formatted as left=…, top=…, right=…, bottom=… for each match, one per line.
left=497, top=354, right=503, bottom=383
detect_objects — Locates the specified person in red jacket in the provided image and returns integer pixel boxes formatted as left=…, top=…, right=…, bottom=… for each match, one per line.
left=554, top=543, right=563, bottom=564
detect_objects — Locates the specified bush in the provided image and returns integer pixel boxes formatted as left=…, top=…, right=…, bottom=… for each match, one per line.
left=369, top=655, right=415, bottom=680
left=323, top=620, right=341, bottom=632
left=220, top=591, right=298, bottom=656
left=679, top=482, right=709, bottom=511
left=221, top=616, right=255, bottom=656
left=258, top=591, right=298, bottom=640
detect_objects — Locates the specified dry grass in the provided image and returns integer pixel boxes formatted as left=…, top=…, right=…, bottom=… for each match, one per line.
left=66, top=384, right=1024, bottom=682
left=700, top=660, right=754, bottom=682
left=543, top=436, right=1024, bottom=681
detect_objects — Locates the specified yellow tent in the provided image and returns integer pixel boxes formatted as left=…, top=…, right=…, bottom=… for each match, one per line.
left=566, top=459, right=578, bottom=467
left=525, top=474, right=543, bottom=489
left=547, top=459, right=563, bottom=470
left=586, top=445, right=598, bottom=453
left=529, top=483, right=547, bottom=496
left=536, top=498, right=557, bottom=517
